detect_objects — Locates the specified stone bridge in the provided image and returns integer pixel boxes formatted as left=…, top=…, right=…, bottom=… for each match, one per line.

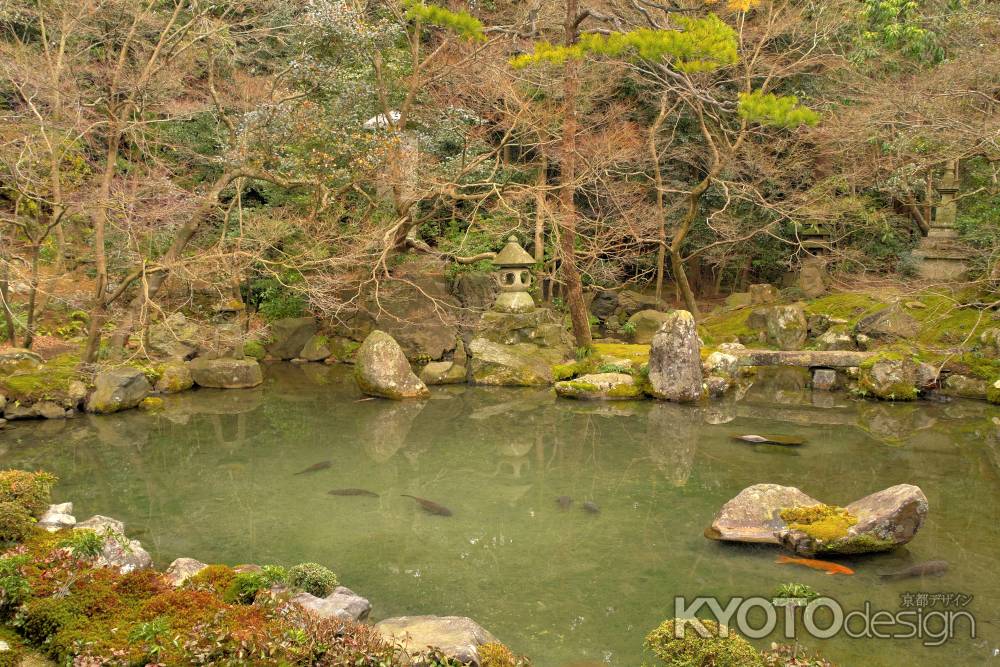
left=732, top=349, right=872, bottom=369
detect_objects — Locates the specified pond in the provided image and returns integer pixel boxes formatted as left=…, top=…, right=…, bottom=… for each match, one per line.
left=1, top=364, right=999, bottom=666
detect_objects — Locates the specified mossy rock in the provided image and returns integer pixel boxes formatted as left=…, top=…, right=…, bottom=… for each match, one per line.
left=555, top=373, right=644, bottom=401
left=0, top=354, right=85, bottom=403
left=243, top=340, right=267, bottom=361
left=988, top=379, right=1000, bottom=405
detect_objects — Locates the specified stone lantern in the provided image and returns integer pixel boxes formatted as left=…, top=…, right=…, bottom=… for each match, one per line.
left=492, top=235, right=535, bottom=313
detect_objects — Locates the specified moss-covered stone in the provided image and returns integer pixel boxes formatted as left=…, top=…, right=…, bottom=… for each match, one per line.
left=780, top=504, right=858, bottom=542
left=242, top=340, right=267, bottom=360
left=0, top=354, right=85, bottom=404
left=555, top=373, right=644, bottom=401
left=988, top=379, right=1000, bottom=405
left=644, top=618, right=764, bottom=667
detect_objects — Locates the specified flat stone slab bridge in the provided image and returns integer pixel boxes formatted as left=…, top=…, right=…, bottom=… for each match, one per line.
left=732, top=350, right=873, bottom=369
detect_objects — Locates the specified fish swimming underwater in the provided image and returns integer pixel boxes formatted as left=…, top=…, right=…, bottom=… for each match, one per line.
left=776, top=555, right=854, bottom=575
left=734, top=434, right=805, bottom=446
left=582, top=501, right=601, bottom=514
left=294, top=461, right=332, bottom=475
left=556, top=496, right=573, bottom=510
left=879, top=560, right=949, bottom=581
left=401, top=495, right=453, bottom=517
left=329, top=488, right=379, bottom=497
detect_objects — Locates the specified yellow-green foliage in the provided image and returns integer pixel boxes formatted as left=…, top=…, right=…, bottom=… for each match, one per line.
left=479, top=642, right=517, bottom=667
left=699, top=308, right=756, bottom=346
left=243, top=340, right=267, bottom=360
left=0, top=626, right=26, bottom=667
left=592, top=342, right=650, bottom=365
left=645, top=618, right=764, bottom=667
left=804, top=293, right=886, bottom=325
left=403, top=0, right=485, bottom=41
left=780, top=504, right=858, bottom=542
left=0, top=470, right=57, bottom=516
left=512, top=15, right=738, bottom=73
left=737, top=91, right=819, bottom=128
left=0, top=501, right=34, bottom=544
left=0, top=354, right=83, bottom=402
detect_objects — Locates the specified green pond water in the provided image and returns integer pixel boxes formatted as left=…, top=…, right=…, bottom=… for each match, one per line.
left=2, top=363, right=999, bottom=666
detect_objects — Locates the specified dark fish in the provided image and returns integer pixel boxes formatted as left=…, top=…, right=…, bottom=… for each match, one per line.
left=879, top=560, right=949, bottom=581
left=294, top=461, right=332, bottom=475
left=402, top=494, right=453, bottom=517
left=329, top=488, right=379, bottom=497
left=582, top=501, right=600, bottom=514
left=733, top=434, right=804, bottom=446
left=556, top=496, right=573, bottom=510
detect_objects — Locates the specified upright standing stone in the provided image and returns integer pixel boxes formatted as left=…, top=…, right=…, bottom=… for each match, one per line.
left=354, top=330, right=430, bottom=399
left=648, top=310, right=702, bottom=402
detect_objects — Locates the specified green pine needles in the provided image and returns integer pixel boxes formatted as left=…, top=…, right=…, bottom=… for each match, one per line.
left=403, top=0, right=486, bottom=42
left=737, top=91, right=820, bottom=128
left=511, top=15, right=738, bottom=73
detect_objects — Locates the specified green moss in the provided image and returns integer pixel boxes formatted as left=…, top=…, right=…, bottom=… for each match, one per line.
left=988, top=380, right=1000, bottom=405
left=592, top=342, right=650, bottom=364
left=804, top=293, right=886, bottom=324
left=243, top=340, right=267, bottom=360
left=606, top=382, right=644, bottom=399
left=699, top=309, right=755, bottom=346
left=0, top=626, right=27, bottom=667
left=818, top=533, right=897, bottom=555
left=780, top=504, right=858, bottom=542
left=0, top=354, right=83, bottom=402
left=138, top=397, right=164, bottom=412
left=645, top=618, right=764, bottom=667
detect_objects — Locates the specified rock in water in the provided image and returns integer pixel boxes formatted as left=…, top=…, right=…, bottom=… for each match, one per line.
left=647, top=310, right=702, bottom=402
left=266, top=317, right=318, bottom=360
left=420, top=360, right=466, bottom=385
left=354, top=330, right=429, bottom=399
left=780, top=484, right=929, bottom=557
left=375, top=616, right=498, bottom=665
left=467, top=338, right=553, bottom=387
left=707, top=484, right=821, bottom=544
left=86, top=368, right=152, bottom=414
left=188, top=358, right=263, bottom=389
left=555, top=373, right=643, bottom=400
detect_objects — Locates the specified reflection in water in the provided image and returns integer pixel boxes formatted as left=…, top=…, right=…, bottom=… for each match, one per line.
left=1, top=365, right=998, bottom=667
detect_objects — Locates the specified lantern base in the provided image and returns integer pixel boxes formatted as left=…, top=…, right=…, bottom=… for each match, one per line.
left=493, top=291, right=535, bottom=314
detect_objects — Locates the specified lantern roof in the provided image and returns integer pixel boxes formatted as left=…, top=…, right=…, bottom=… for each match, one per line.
left=493, top=236, right=534, bottom=267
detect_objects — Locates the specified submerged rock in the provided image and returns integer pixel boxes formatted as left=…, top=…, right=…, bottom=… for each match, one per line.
left=647, top=310, right=702, bottom=402
left=468, top=338, right=553, bottom=386
left=812, top=369, right=838, bottom=391
left=86, top=368, right=152, bottom=414
left=165, top=557, right=209, bottom=587
left=267, top=317, right=318, bottom=360
left=189, top=358, right=263, bottom=389
left=555, top=373, right=643, bottom=400
left=707, top=484, right=820, bottom=544
left=292, top=586, right=371, bottom=622
left=354, top=330, right=430, bottom=399
left=375, top=615, right=497, bottom=665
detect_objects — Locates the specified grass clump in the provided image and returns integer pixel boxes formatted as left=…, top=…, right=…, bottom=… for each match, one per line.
left=645, top=618, right=764, bottom=667
left=780, top=504, right=858, bottom=542
left=287, top=562, right=338, bottom=597
left=224, top=565, right=286, bottom=604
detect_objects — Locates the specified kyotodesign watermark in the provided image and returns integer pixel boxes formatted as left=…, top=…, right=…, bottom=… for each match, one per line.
left=672, top=593, right=976, bottom=647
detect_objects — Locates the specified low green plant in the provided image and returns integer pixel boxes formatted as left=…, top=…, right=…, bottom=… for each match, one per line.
left=773, top=582, right=819, bottom=601
left=58, top=529, right=104, bottom=559
left=621, top=320, right=637, bottom=337
left=287, top=562, right=339, bottom=598
left=249, top=276, right=307, bottom=322
left=224, top=565, right=287, bottom=604
left=0, top=553, right=31, bottom=611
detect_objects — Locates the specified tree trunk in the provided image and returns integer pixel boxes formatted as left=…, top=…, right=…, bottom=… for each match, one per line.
left=560, top=0, right=592, bottom=349
left=534, top=157, right=547, bottom=300
left=23, top=244, right=40, bottom=349
left=84, top=126, right=122, bottom=363
left=0, top=227, right=15, bottom=344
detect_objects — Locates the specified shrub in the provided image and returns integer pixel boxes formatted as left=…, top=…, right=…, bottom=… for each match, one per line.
left=645, top=618, right=764, bottom=667
left=0, top=502, right=34, bottom=545
left=480, top=642, right=518, bottom=667
left=184, top=564, right=236, bottom=597
left=287, top=562, right=339, bottom=598
left=0, top=554, right=31, bottom=612
left=0, top=470, right=57, bottom=516
left=58, top=529, right=104, bottom=559
left=772, top=583, right=819, bottom=602
left=224, top=565, right=286, bottom=604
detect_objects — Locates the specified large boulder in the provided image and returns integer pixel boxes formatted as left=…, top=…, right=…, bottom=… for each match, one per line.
left=354, top=330, right=429, bottom=399
left=188, top=358, right=263, bottom=389
left=473, top=309, right=573, bottom=352
left=616, top=289, right=667, bottom=319
left=626, top=310, right=672, bottom=345
left=154, top=362, right=194, bottom=394
left=555, top=373, right=643, bottom=400
left=749, top=283, right=780, bottom=305
left=86, top=368, right=152, bottom=414
left=590, top=290, right=619, bottom=319
left=165, top=558, right=208, bottom=587
left=266, top=317, right=318, bottom=360
left=375, top=616, right=498, bottom=665
left=299, top=334, right=332, bottom=362
left=765, top=304, right=808, bottom=351
left=292, top=586, right=371, bottom=622
left=859, top=353, right=934, bottom=401
left=452, top=272, right=499, bottom=312
left=147, top=312, right=201, bottom=360
left=0, top=348, right=42, bottom=375
left=854, top=304, right=920, bottom=341
left=706, top=484, right=821, bottom=544
left=468, top=339, right=553, bottom=386
left=420, top=361, right=466, bottom=385
left=647, top=310, right=702, bottom=402
left=779, top=484, right=928, bottom=557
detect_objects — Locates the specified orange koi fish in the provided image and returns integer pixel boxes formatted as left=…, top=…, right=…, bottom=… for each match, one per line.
left=776, top=555, right=854, bottom=576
